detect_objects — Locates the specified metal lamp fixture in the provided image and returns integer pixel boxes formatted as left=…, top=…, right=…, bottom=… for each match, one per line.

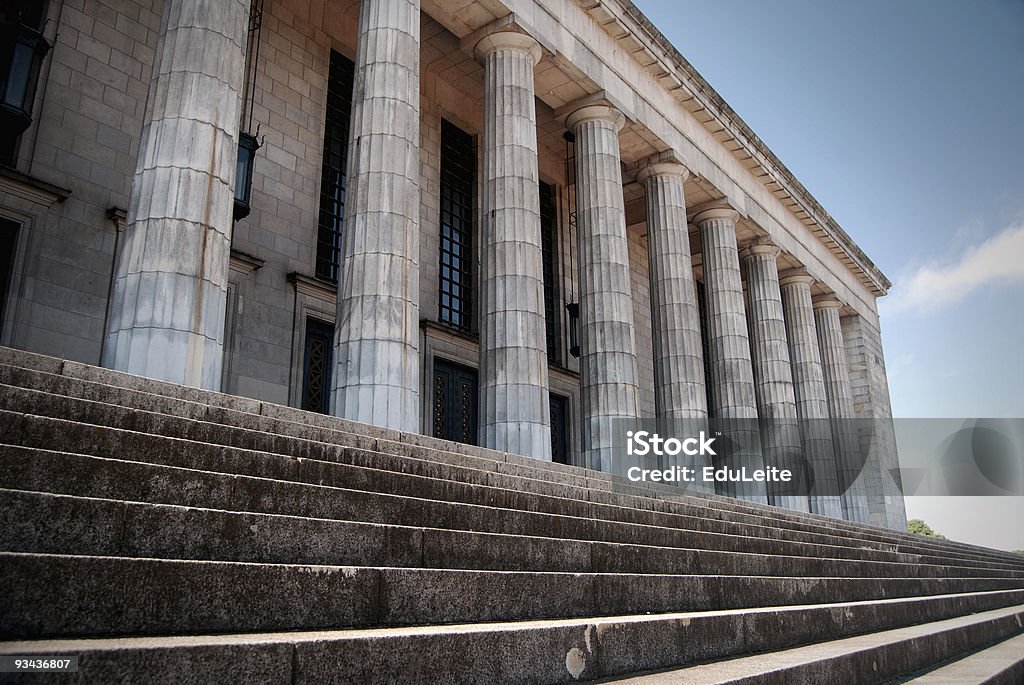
left=233, top=0, right=265, bottom=222
left=0, top=19, right=50, bottom=143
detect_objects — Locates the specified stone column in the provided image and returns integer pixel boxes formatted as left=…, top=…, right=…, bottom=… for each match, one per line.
left=693, top=207, right=766, bottom=503
left=638, top=161, right=711, bottom=488
left=566, top=104, right=639, bottom=473
left=741, top=240, right=809, bottom=512
left=332, top=0, right=421, bottom=433
left=814, top=295, right=871, bottom=523
left=103, top=0, right=249, bottom=389
left=779, top=270, right=844, bottom=518
left=475, top=32, right=551, bottom=459
left=637, top=162, right=707, bottom=420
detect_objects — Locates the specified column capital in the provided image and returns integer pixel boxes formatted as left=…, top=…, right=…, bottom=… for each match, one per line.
left=778, top=268, right=816, bottom=288
left=693, top=206, right=740, bottom=226
left=739, top=237, right=781, bottom=261
left=565, top=104, right=625, bottom=132
left=812, top=294, right=844, bottom=311
left=473, top=31, right=542, bottom=65
left=636, top=161, right=689, bottom=185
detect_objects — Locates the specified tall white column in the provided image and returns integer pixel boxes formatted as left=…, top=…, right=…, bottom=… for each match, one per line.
left=567, top=104, right=640, bottom=473
left=475, top=32, right=551, bottom=459
left=103, top=0, right=249, bottom=389
left=741, top=240, right=809, bottom=512
left=779, top=270, right=844, bottom=518
left=332, top=0, right=421, bottom=433
left=694, top=207, right=767, bottom=503
left=815, top=295, right=871, bottom=523
left=638, top=161, right=710, bottom=488
left=637, top=162, right=707, bottom=420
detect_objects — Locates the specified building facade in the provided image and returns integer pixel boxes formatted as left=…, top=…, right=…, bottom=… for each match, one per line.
left=0, top=0, right=907, bottom=529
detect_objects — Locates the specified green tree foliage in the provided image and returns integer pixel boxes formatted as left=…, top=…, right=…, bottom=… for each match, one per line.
left=907, top=519, right=946, bottom=540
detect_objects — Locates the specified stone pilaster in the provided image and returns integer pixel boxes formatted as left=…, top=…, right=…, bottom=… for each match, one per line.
left=475, top=32, right=551, bottom=459
left=814, top=295, right=871, bottom=523
left=741, top=240, right=808, bottom=512
left=694, top=206, right=766, bottom=503
left=103, top=0, right=249, bottom=389
left=567, top=104, right=639, bottom=473
left=779, top=270, right=844, bottom=518
left=332, top=0, right=421, bottom=433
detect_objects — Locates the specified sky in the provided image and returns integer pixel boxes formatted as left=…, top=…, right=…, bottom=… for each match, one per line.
left=633, top=0, right=1024, bottom=549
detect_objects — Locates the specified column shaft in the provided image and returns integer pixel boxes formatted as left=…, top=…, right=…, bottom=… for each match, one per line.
left=742, top=242, right=808, bottom=512
left=815, top=298, right=871, bottom=523
left=476, top=33, right=551, bottom=459
left=695, top=208, right=766, bottom=503
left=640, top=165, right=707, bottom=420
left=568, top=105, right=639, bottom=473
left=332, top=0, right=421, bottom=432
left=103, top=0, right=249, bottom=389
left=779, top=272, right=844, bottom=518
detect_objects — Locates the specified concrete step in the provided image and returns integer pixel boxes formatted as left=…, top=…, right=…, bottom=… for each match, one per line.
left=899, top=631, right=1024, bottom=683
left=1, top=353, right=1018, bottom=570
left=1, top=594, right=1022, bottom=683
left=595, top=603, right=1024, bottom=684
left=3, top=488, right=1014, bottom=580
left=3, top=552, right=1024, bottom=640
left=3, top=404, right=1019, bottom=575
left=6, top=445, right=1024, bottom=582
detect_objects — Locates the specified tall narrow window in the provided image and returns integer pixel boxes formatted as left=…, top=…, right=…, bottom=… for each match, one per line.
left=438, top=119, right=474, bottom=332
left=302, top=318, right=334, bottom=414
left=549, top=392, right=569, bottom=465
left=696, top=280, right=715, bottom=417
left=0, top=218, right=18, bottom=330
left=315, top=51, right=355, bottom=283
left=539, top=182, right=561, bottom=364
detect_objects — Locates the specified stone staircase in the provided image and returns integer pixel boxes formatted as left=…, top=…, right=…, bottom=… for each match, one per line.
left=0, top=345, right=1022, bottom=684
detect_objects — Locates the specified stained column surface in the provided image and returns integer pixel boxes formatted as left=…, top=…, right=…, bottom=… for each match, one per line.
left=694, top=207, right=766, bottom=503
left=779, top=270, right=844, bottom=518
left=332, top=0, right=422, bottom=432
left=103, top=0, right=249, bottom=389
left=815, top=295, right=871, bottom=523
left=568, top=104, right=640, bottom=474
left=639, top=162, right=711, bottom=487
left=742, top=241, right=809, bottom=512
left=476, top=32, right=551, bottom=459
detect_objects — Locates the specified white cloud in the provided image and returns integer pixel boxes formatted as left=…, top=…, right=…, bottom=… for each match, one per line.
left=881, top=222, right=1024, bottom=316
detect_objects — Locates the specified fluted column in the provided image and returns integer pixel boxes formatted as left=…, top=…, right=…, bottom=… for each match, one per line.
left=638, top=161, right=710, bottom=488
left=567, top=104, right=639, bottom=473
left=741, top=240, right=809, bottom=512
left=694, top=207, right=766, bottom=503
left=475, top=32, right=551, bottom=459
left=103, top=0, right=249, bottom=389
left=332, top=0, right=421, bottom=432
left=638, top=162, right=707, bottom=420
left=779, top=270, right=844, bottom=518
left=814, top=295, right=870, bottom=523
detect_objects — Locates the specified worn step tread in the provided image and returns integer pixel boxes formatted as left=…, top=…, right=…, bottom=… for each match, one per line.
left=3, top=410, right=1018, bottom=574
left=2, top=594, right=1023, bottom=684
left=594, top=603, right=1024, bottom=684
left=4, top=551, right=1023, bottom=641
left=1, top=487, right=1018, bottom=580
left=2, top=359, right=1017, bottom=569
left=899, top=631, right=1024, bottom=683
left=6, top=445, right=1021, bottom=578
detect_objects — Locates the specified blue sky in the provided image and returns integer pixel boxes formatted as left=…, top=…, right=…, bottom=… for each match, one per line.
left=633, top=0, right=1024, bottom=548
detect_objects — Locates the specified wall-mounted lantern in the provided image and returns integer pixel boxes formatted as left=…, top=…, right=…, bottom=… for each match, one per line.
left=234, top=0, right=264, bottom=222
left=233, top=130, right=260, bottom=221
left=0, top=18, right=50, bottom=145
left=566, top=302, right=580, bottom=358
